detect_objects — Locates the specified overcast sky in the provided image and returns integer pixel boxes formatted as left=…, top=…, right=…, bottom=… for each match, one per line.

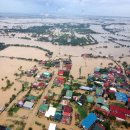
left=0, top=0, right=130, bottom=17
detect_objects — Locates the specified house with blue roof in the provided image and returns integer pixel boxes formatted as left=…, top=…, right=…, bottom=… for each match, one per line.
left=115, top=92, right=128, bottom=103
left=81, top=113, right=97, bottom=130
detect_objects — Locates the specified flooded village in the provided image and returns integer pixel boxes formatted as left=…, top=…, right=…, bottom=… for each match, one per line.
left=0, top=17, right=130, bottom=130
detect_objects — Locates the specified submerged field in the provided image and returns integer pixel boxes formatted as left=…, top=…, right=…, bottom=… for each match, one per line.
left=0, top=46, right=48, bottom=60
left=0, top=58, right=37, bottom=106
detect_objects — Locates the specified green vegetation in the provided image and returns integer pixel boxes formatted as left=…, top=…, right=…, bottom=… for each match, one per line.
left=2, top=23, right=98, bottom=46
left=75, top=28, right=98, bottom=34
left=6, top=25, right=52, bottom=34
left=77, top=105, right=87, bottom=119
left=0, top=42, right=7, bottom=50
left=18, top=36, right=31, bottom=40
left=8, top=105, right=20, bottom=116
left=1, top=79, right=14, bottom=91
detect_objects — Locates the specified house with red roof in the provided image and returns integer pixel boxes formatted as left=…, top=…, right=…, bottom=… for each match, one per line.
left=94, top=106, right=109, bottom=116
left=110, top=105, right=130, bottom=121
left=53, top=76, right=66, bottom=87
left=62, top=106, right=73, bottom=125
left=58, top=70, right=64, bottom=76
left=32, top=82, right=46, bottom=89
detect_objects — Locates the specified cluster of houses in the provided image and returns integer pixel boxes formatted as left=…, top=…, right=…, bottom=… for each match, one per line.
left=79, top=66, right=130, bottom=130
left=38, top=102, right=73, bottom=125
left=38, top=84, right=74, bottom=126
left=25, top=66, right=38, bottom=77
left=39, top=58, right=72, bottom=71
left=39, top=59, right=60, bottom=68
left=32, top=71, right=52, bottom=89
left=125, top=65, right=130, bottom=79
left=17, top=95, right=37, bottom=110
left=53, top=59, right=72, bottom=87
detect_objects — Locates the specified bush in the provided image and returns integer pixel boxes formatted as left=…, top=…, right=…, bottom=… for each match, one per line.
left=122, top=121, right=129, bottom=128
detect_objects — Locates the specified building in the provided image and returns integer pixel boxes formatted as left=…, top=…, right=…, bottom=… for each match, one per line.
left=48, top=123, right=57, bottom=130
left=23, top=101, right=34, bottom=110
left=96, top=88, right=103, bottom=96
left=110, top=105, right=130, bottom=121
left=64, top=90, right=73, bottom=99
left=62, top=105, right=73, bottom=125
left=80, top=86, right=94, bottom=91
left=45, top=106, right=56, bottom=118
left=81, top=113, right=97, bottom=130
left=38, top=104, right=49, bottom=115
left=91, top=123, right=105, bottom=130
left=87, top=95, right=94, bottom=103
left=115, top=92, right=128, bottom=103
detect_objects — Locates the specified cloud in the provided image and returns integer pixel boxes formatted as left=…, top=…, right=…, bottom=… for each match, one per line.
left=0, top=0, right=130, bottom=16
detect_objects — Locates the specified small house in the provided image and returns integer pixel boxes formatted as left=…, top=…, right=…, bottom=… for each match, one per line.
left=63, top=106, right=73, bottom=117
left=26, top=95, right=37, bottom=102
left=23, top=101, right=34, bottom=110
left=80, top=86, right=94, bottom=91
left=64, top=90, right=73, bottom=99
left=38, top=104, right=49, bottom=115
left=60, top=100, right=70, bottom=106
left=96, top=88, right=103, bottom=96
left=48, top=123, right=57, bottom=130
left=91, top=123, right=105, bottom=130
left=81, top=112, right=97, bottom=130
left=96, top=97, right=104, bottom=105
left=64, top=84, right=71, bottom=90
left=45, top=106, right=56, bottom=118
left=54, top=111, right=62, bottom=121
left=58, top=70, right=64, bottom=76
left=115, top=92, right=128, bottom=103
left=87, top=96, right=94, bottom=103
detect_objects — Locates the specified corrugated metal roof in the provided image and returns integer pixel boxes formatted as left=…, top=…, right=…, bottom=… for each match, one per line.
left=87, top=95, right=94, bottom=103
left=81, top=113, right=97, bottom=129
left=39, top=104, right=49, bottom=112
left=115, top=92, right=128, bottom=102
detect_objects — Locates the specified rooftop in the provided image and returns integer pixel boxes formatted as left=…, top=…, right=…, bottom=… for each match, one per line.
left=81, top=112, right=97, bottom=129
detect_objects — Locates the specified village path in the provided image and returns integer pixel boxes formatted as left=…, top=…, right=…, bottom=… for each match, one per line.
left=24, top=70, right=57, bottom=130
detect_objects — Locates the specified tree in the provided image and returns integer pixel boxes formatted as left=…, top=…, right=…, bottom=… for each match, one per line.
left=103, top=121, right=110, bottom=130
left=62, top=128, right=66, bottom=130
left=108, top=93, right=116, bottom=100
left=109, top=116, right=116, bottom=121
left=28, top=127, right=33, bottom=130
left=122, top=121, right=129, bottom=128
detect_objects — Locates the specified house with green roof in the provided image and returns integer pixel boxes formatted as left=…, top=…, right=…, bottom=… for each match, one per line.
left=26, top=95, right=37, bottom=102
left=56, top=104, right=63, bottom=112
left=64, top=84, right=71, bottom=90
left=87, top=95, right=94, bottom=103
left=96, top=88, right=103, bottom=96
left=64, top=90, right=73, bottom=99
left=96, top=97, right=104, bottom=105
left=38, top=104, right=49, bottom=115
left=43, top=72, right=52, bottom=78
